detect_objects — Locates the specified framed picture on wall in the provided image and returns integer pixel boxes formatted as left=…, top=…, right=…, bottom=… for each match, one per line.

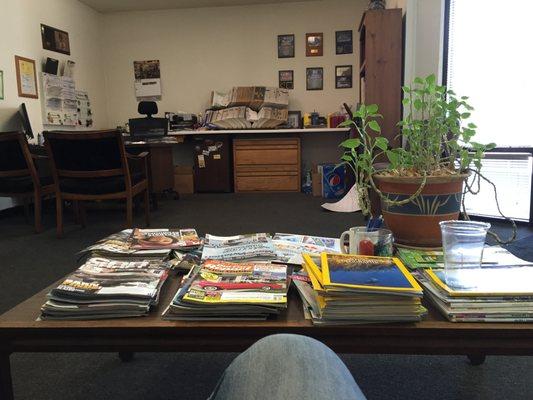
left=0, top=70, right=4, bottom=100
left=335, top=30, right=353, bottom=54
left=306, top=67, right=323, bottom=90
left=277, top=34, right=295, bottom=58
left=14, top=56, right=38, bottom=99
left=335, top=65, right=353, bottom=89
left=306, top=33, right=323, bottom=57
left=279, top=70, right=294, bottom=89
left=288, top=111, right=302, bottom=129
left=41, top=24, right=71, bottom=55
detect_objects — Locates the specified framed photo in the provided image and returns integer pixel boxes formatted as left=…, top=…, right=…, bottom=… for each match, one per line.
left=306, top=33, right=323, bottom=57
left=277, top=34, right=295, bottom=58
left=288, top=111, right=302, bottom=129
left=336, top=30, right=353, bottom=55
left=279, top=70, right=294, bottom=89
left=41, top=24, right=70, bottom=55
left=335, top=65, right=353, bottom=89
left=14, top=56, right=38, bottom=99
left=0, top=70, right=4, bottom=100
left=306, top=67, right=323, bottom=90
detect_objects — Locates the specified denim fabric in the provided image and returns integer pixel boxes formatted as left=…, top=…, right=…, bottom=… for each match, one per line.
left=209, top=334, right=367, bottom=400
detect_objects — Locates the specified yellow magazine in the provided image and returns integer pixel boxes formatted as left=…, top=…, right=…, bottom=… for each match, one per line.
left=320, top=253, right=422, bottom=295
left=302, top=253, right=323, bottom=285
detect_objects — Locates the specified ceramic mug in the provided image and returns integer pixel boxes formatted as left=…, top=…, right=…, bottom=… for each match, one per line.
left=340, top=227, right=394, bottom=256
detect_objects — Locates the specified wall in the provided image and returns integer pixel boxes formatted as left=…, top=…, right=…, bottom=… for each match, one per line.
left=0, top=0, right=108, bottom=135
left=101, top=0, right=367, bottom=127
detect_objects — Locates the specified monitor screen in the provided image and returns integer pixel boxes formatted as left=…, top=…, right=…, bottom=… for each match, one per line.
left=19, top=103, right=34, bottom=139
left=129, top=118, right=168, bottom=138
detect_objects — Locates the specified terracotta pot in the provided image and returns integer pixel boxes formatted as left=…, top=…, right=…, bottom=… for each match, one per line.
left=373, top=174, right=468, bottom=247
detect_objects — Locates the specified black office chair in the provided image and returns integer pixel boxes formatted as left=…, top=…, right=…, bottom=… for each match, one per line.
left=129, top=101, right=168, bottom=138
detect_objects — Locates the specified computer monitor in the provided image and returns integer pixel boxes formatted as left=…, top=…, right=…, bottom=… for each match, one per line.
left=19, top=103, right=34, bottom=140
left=128, top=117, right=168, bottom=138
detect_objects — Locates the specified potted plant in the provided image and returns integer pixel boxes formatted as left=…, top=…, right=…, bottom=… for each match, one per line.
left=339, top=74, right=496, bottom=247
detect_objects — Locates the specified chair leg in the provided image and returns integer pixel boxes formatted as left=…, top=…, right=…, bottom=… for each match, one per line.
left=144, top=189, right=150, bottom=227
left=56, top=195, right=64, bottom=238
left=79, top=202, right=87, bottom=228
left=126, top=196, right=133, bottom=228
left=34, top=193, right=43, bottom=233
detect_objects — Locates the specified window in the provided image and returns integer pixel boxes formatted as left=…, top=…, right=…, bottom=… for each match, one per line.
left=444, top=0, right=533, bottom=222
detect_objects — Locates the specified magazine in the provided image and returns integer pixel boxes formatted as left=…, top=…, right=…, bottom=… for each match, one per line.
left=272, top=233, right=341, bottom=264
left=201, top=233, right=276, bottom=261
left=130, top=228, right=202, bottom=250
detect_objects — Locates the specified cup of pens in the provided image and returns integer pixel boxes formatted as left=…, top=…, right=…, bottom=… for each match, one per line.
left=340, top=226, right=394, bottom=256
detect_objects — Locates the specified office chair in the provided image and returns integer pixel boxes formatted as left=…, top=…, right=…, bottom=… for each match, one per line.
left=129, top=101, right=168, bottom=138
left=43, top=130, right=150, bottom=237
left=0, top=132, right=55, bottom=232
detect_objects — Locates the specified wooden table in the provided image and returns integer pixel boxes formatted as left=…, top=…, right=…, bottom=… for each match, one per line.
left=1, top=273, right=532, bottom=399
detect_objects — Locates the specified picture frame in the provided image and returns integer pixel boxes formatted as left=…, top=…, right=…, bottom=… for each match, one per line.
left=306, top=67, right=323, bottom=90
left=335, top=30, right=353, bottom=55
left=306, top=32, right=323, bottom=57
left=288, top=111, right=302, bottom=129
left=279, top=70, right=294, bottom=89
left=335, top=65, right=353, bottom=89
left=0, top=70, right=4, bottom=100
left=277, top=34, right=295, bottom=58
left=14, top=56, right=38, bottom=99
left=41, top=24, right=70, bottom=55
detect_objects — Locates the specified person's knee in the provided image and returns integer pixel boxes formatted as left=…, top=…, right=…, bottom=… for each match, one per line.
left=250, top=334, right=330, bottom=358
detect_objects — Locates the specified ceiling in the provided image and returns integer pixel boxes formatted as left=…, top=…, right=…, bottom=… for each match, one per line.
left=80, top=0, right=320, bottom=13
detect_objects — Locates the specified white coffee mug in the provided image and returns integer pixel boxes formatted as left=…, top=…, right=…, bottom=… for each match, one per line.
left=340, top=227, right=394, bottom=256
left=339, top=227, right=363, bottom=254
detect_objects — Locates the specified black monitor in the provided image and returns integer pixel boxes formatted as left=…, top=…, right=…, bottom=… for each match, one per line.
left=19, top=103, right=34, bottom=139
left=128, top=118, right=168, bottom=138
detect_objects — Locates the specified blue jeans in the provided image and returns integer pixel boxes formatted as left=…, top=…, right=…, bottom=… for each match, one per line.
left=209, top=334, right=367, bottom=400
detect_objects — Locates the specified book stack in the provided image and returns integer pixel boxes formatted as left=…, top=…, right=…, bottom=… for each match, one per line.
left=415, top=266, right=533, bottom=322
left=162, top=259, right=289, bottom=320
left=295, top=253, right=426, bottom=325
left=40, top=257, right=169, bottom=320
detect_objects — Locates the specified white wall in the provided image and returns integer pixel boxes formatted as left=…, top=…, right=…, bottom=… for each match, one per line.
left=0, top=0, right=108, bottom=135
left=101, top=0, right=367, bottom=127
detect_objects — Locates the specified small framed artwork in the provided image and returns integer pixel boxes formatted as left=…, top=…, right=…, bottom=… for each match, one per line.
left=306, top=67, right=323, bottom=90
left=41, top=24, right=70, bottom=55
left=306, top=33, right=323, bottom=57
left=335, top=65, right=353, bottom=89
left=336, top=30, right=353, bottom=54
left=277, top=34, right=295, bottom=58
left=14, top=56, right=38, bottom=99
left=0, top=70, right=4, bottom=100
left=279, top=70, right=294, bottom=89
left=288, top=111, right=302, bottom=129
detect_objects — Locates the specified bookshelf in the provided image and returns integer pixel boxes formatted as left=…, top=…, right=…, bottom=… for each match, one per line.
left=358, top=8, right=403, bottom=148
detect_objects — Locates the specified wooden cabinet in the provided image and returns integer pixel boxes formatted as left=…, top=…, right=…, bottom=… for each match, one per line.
left=359, top=9, right=403, bottom=148
left=233, top=138, right=300, bottom=192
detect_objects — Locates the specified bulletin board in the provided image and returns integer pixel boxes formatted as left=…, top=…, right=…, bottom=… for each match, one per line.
left=42, top=72, right=77, bottom=126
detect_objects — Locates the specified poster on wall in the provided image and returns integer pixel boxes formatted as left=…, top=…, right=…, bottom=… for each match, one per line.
left=306, top=67, right=323, bottom=90
left=335, top=65, right=353, bottom=89
left=15, top=56, right=38, bottom=99
left=42, top=72, right=77, bottom=126
left=134, top=60, right=162, bottom=99
left=41, top=24, right=71, bottom=55
left=76, top=91, right=93, bottom=127
left=277, top=34, right=295, bottom=58
left=335, top=30, right=353, bottom=55
left=279, top=70, right=294, bottom=89
left=306, top=33, right=323, bottom=57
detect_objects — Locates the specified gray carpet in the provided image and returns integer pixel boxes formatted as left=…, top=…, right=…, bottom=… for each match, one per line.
left=1, top=193, right=532, bottom=400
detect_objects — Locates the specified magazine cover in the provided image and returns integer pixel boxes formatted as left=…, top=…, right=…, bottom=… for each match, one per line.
left=273, top=233, right=340, bottom=263
left=182, top=260, right=288, bottom=304
left=321, top=253, right=422, bottom=295
left=201, top=233, right=276, bottom=261
left=131, top=228, right=201, bottom=250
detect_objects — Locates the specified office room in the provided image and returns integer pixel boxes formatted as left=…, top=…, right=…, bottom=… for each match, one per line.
left=0, top=0, right=532, bottom=399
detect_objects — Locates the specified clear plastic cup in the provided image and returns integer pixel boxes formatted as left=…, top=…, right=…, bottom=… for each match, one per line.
left=439, top=221, right=491, bottom=277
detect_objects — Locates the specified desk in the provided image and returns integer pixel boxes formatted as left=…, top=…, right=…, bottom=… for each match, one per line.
left=168, top=127, right=349, bottom=136
left=1, top=272, right=532, bottom=399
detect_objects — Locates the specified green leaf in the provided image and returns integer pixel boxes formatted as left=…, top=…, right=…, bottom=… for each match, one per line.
left=402, top=98, right=410, bottom=107
left=386, top=150, right=400, bottom=167
left=486, top=142, right=497, bottom=150
left=414, top=99, right=423, bottom=110
left=401, top=86, right=411, bottom=93
left=339, top=138, right=361, bottom=149
left=341, top=155, right=352, bottom=162
left=414, top=77, right=424, bottom=85
left=368, top=120, right=381, bottom=132
left=338, top=120, right=355, bottom=128
left=366, top=104, right=379, bottom=114
left=467, top=122, right=477, bottom=129
left=426, top=74, right=436, bottom=85
left=461, top=112, right=471, bottom=119
left=374, top=137, right=389, bottom=151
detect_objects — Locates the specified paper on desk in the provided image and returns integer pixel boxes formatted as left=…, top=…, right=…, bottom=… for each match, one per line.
left=321, top=184, right=361, bottom=213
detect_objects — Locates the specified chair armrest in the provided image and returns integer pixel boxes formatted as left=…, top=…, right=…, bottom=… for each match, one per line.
left=31, top=153, right=48, bottom=160
left=126, top=151, right=150, bottom=180
left=126, top=151, right=149, bottom=160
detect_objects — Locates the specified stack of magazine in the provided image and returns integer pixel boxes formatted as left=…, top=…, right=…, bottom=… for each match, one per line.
left=272, top=233, right=341, bottom=264
left=40, top=257, right=169, bottom=320
left=294, top=253, right=426, bottom=325
left=163, top=259, right=288, bottom=320
left=415, top=266, right=533, bottom=322
left=201, top=233, right=276, bottom=261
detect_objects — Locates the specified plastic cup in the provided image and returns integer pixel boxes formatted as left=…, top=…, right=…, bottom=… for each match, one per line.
left=439, top=221, right=491, bottom=278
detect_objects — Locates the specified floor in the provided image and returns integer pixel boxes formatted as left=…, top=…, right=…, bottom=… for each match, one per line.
left=1, top=193, right=532, bottom=400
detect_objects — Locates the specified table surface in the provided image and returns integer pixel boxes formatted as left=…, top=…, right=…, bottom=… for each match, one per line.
left=168, top=128, right=350, bottom=136
left=1, top=272, right=532, bottom=355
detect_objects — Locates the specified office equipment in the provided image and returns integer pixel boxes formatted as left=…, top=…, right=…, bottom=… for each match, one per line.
left=129, top=101, right=167, bottom=139
left=44, top=130, right=150, bottom=236
left=18, top=103, right=34, bottom=140
left=0, top=131, right=54, bottom=232
left=233, top=138, right=300, bottom=192
left=165, top=112, right=197, bottom=130
left=193, top=135, right=232, bottom=192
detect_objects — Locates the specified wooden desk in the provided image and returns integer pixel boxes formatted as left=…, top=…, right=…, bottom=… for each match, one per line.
left=1, top=272, right=532, bottom=399
left=168, top=127, right=350, bottom=136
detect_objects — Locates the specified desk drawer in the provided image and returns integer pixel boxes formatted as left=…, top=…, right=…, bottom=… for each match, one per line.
left=234, top=138, right=300, bottom=166
left=235, top=174, right=299, bottom=192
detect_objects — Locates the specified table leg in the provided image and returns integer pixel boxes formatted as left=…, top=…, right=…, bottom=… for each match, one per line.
left=467, top=354, right=486, bottom=365
left=118, top=352, right=135, bottom=362
left=0, top=352, right=14, bottom=400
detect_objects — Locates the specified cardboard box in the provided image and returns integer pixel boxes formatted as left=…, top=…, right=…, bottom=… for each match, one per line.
left=174, top=166, right=194, bottom=194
